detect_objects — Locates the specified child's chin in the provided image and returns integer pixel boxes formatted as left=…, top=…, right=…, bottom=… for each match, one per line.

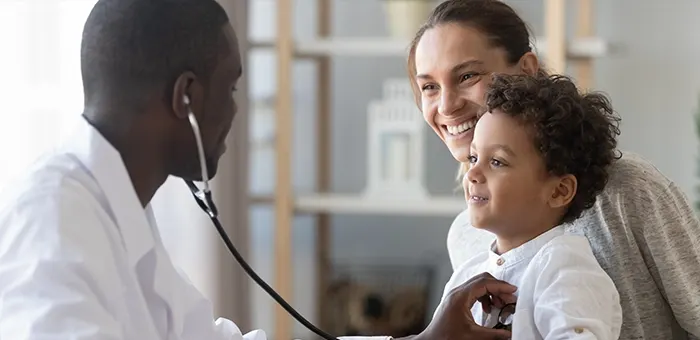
left=471, top=222, right=486, bottom=229
left=470, top=215, right=489, bottom=229
left=473, top=224, right=494, bottom=233
left=470, top=219, right=499, bottom=235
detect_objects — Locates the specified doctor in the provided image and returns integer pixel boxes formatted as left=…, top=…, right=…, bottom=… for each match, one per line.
left=0, top=0, right=516, bottom=339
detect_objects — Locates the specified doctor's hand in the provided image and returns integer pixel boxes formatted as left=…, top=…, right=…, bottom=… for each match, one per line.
left=415, top=272, right=517, bottom=340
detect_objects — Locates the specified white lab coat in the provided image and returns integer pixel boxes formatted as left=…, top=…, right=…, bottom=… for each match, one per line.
left=0, top=117, right=389, bottom=340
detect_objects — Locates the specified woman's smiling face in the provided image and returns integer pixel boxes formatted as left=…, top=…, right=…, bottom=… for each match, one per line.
left=413, top=23, right=537, bottom=163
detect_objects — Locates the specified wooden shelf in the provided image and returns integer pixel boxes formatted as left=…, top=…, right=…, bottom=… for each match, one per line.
left=295, top=194, right=464, bottom=216
left=250, top=36, right=609, bottom=58
left=249, top=193, right=466, bottom=217
left=295, top=38, right=411, bottom=57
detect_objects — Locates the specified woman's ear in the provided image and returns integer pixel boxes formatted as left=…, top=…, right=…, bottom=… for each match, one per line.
left=548, top=174, right=577, bottom=209
left=518, top=51, right=540, bottom=76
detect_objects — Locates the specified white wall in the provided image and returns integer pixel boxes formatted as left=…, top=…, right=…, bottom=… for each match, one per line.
left=247, top=0, right=700, bottom=339
left=0, top=0, right=93, bottom=192
left=594, top=0, right=700, bottom=198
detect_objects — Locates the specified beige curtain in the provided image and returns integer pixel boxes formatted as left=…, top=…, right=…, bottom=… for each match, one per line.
left=213, top=0, right=252, bottom=328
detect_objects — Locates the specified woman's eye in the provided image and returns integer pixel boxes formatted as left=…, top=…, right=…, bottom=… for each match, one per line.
left=461, top=72, right=481, bottom=82
left=421, top=84, right=437, bottom=91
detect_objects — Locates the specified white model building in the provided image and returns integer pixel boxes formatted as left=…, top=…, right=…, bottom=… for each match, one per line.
left=363, top=78, right=428, bottom=199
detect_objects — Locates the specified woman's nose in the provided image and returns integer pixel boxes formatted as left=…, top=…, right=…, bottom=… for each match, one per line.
left=438, top=89, right=465, bottom=117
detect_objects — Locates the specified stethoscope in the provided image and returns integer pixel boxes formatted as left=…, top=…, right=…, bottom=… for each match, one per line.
left=182, top=97, right=339, bottom=340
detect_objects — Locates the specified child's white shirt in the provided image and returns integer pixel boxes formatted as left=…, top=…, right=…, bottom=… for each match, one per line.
left=435, top=225, right=622, bottom=340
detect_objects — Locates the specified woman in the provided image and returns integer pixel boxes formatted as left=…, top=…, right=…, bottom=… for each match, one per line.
left=406, top=0, right=700, bottom=339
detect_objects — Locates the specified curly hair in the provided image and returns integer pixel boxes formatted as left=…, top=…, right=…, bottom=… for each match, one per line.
left=484, top=73, right=622, bottom=224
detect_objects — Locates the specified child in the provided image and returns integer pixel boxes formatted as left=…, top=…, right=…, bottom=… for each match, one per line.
left=438, top=73, right=623, bottom=339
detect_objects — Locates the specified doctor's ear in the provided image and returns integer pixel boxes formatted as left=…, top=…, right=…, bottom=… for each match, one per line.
left=171, top=71, right=203, bottom=120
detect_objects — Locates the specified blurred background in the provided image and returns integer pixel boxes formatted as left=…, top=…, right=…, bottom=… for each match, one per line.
left=2, top=0, right=700, bottom=339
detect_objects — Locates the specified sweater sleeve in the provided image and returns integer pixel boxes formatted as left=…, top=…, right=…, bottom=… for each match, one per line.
left=636, top=179, right=700, bottom=336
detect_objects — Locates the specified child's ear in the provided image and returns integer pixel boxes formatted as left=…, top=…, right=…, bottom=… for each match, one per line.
left=548, top=174, right=577, bottom=209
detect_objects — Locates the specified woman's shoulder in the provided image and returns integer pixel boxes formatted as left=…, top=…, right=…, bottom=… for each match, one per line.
left=582, top=151, right=693, bottom=235
left=606, top=151, right=674, bottom=192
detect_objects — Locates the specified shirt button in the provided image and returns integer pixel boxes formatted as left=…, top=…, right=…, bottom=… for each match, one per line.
left=574, top=327, right=584, bottom=334
left=496, top=258, right=505, bottom=266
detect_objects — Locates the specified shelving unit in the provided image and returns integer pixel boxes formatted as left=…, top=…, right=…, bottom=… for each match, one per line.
left=268, top=0, right=604, bottom=338
left=294, top=194, right=466, bottom=216
left=253, top=36, right=608, bottom=58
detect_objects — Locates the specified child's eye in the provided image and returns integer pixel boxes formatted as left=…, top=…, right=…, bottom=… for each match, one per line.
left=491, top=159, right=504, bottom=167
left=468, top=155, right=477, bottom=164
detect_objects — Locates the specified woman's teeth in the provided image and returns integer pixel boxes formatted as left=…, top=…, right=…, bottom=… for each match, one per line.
left=446, top=120, right=476, bottom=135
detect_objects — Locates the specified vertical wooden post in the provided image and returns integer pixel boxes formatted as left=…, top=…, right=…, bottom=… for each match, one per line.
left=315, top=0, right=332, bottom=334
left=275, top=0, right=293, bottom=338
left=575, top=0, right=593, bottom=91
left=544, top=0, right=566, bottom=74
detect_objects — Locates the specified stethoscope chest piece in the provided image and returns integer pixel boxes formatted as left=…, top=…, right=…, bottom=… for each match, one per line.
left=493, top=302, right=515, bottom=331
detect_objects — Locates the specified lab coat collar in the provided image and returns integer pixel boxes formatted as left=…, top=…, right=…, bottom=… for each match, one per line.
left=65, top=115, right=156, bottom=268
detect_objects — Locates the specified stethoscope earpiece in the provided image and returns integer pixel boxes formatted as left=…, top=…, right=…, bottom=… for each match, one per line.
left=183, top=94, right=211, bottom=194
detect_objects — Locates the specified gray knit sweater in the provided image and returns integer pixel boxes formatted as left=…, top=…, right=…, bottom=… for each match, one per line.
left=447, top=152, right=700, bottom=340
